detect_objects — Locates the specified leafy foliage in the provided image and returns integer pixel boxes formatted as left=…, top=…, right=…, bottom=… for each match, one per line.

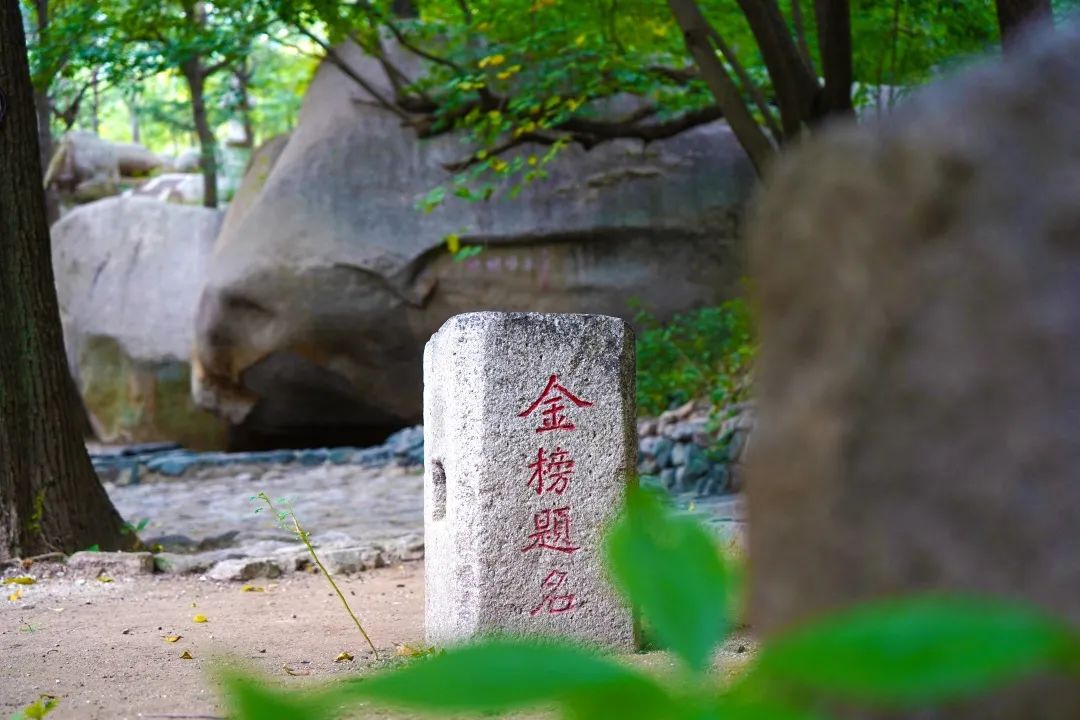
left=635, top=299, right=755, bottom=416
left=220, top=486, right=1080, bottom=719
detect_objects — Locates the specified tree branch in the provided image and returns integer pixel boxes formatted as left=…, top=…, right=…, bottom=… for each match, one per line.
left=812, top=0, right=853, bottom=117
left=667, top=0, right=775, bottom=176
left=706, top=26, right=783, bottom=144
left=299, top=27, right=414, bottom=125
left=734, top=0, right=820, bottom=136
left=790, top=0, right=816, bottom=74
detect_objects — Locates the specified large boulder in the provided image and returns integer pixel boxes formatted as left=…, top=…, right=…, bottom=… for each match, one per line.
left=45, top=132, right=164, bottom=205
left=44, top=131, right=120, bottom=202
left=53, top=197, right=227, bottom=449
left=193, top=42, right=755, bottom=448
left=748, top=24, right=1080, bottom=719
left=126, top=173, right=204, bottom=205
left=114, top=142, right=164, bottom=177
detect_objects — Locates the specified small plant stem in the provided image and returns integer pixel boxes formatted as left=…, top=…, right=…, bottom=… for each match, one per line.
left=292, top=515, right=380, bottom=660
left=257, top=493, right=379, bottom=660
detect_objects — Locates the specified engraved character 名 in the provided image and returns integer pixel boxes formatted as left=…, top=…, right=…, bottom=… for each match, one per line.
left=529, top=569, right=576, bottom=616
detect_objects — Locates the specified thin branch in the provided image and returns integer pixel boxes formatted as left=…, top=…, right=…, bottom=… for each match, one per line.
left=734, top=0, right=820, bottom=135
left=668, top=0, right=776, bottom=176
left=790, top=0, right=816, bottom=74
left=381, top=18, right=467, bottom=74
left=444, top=105, right=723, bottom=172
left=647, top=64, right=699, bottom=83
left=299, top=27, right=414, bottom=124
left=707, top=26, right=783, bottom=144
left=455, top=0, right=473, bottom=23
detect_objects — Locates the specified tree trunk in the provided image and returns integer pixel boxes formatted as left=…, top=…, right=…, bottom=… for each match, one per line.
left=995, top=0, right=1053, bottom=52
left=34, top=88, right=60, bottom=224
left=813, top=0, right=853, bottom=117
left=32, top=0, right=59, bottom=225
left=182, top=61, right=218, bottom=208
left=668, top=0, right=775, bottom=176
left=234, top=65, right=254, bottom=149
left=127, top=96, right=140, bottom=144
left=90, top=69, right=99, bottom=135
left=0, top=0, right=129, bottom=562
left=733, top=0, right=820, bottom=136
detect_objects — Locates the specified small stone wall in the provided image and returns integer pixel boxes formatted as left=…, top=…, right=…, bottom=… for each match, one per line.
left=637, top=401, right=754, bottom=496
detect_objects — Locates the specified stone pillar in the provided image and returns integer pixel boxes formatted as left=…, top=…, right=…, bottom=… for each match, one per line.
left=423, top=312, right=637, bottom=649
left=747, top=23, right=1080, bottom=719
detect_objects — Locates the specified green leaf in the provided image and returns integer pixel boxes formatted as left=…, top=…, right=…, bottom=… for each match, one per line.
left=221, top=671, right=326, bottom=720
left=714, top=693, right=830, bottom=720
left=748, top=595, right=1080, bottom=706
left=604, top=486, right=729, bottom=673
left=332, top=638, right=673, bottom=716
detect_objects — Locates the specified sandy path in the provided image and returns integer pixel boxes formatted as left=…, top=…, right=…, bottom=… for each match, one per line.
left=2, top=561, right=755, bottom=719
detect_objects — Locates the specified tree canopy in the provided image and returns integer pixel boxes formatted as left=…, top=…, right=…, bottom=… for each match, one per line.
left=23, top=0, right=1080, bottom=206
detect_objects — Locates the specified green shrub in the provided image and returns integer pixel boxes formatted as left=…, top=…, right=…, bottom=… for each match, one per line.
left=635, top=299, right=755, bottom=417
left=220, top=487, right=1080, bottom=720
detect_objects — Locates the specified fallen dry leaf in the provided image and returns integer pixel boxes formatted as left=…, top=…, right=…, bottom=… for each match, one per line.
left=7, top=589, right=23, bottom=602
left=395, top=643, right=429, bottom=657
left=241, top=584, right=265, bottom=593
left=164, top=635, right=182, bottom=643
left=282, top=665, right=311, bottom=676
left=97, top=575, right=113, bottom=583
left=179, top=650, right=194, bottom=659
left=3, top=576, right=35, bottom=586
left=334, top=651, right=354, bottom=663
left=192, top=614, right=208, bottom=623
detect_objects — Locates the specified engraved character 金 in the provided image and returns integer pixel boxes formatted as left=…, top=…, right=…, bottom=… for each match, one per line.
left=521, top=507, right=580, bottom=554
left=518, top=374, right=593, bottom=433
left=526, top=446, right=574, bottom=496
left=529, top=569, right=576, bottom=616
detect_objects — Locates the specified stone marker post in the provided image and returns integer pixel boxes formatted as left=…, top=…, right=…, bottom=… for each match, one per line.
left=424, top=312, right=637, bottom=649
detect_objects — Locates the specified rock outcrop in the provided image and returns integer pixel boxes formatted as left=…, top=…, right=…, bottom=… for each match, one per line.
left=748, top=23, right=1080, bottom=719
left=193, top=41, right=756, bottom=448
left=44, top=132, right=164, bottom=205
left=52, top=197, right=227, bottom=449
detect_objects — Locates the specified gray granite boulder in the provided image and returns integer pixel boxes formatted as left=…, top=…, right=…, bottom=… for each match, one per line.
left=52, top=197, right=227, bottom=449
left=192, top=40, right=755, bottom=447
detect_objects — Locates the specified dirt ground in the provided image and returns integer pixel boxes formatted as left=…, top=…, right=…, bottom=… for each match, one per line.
left=1, top=561, right=756, bottom=719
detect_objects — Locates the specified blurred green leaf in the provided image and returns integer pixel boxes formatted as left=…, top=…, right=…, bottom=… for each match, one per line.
left=605, top=486, right=729, bottom=673
left=332, top=638, right=674, bottom=716
left=222, top=670, right=327, bottom=720
left=747, top=595, right=1080, bottom=706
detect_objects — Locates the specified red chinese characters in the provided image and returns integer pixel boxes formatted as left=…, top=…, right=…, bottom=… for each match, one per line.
left=520, top=373, right=592, bottom=616
left=518, top=374, right=593, bottom=433
left=526, top=446, right=574, bottom=496
left=529, top=570, right=576, bottom=616
left=521, top=507, right=580, bottom=554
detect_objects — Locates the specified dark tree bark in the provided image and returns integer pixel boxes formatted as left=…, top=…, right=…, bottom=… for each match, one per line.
left=0, top=0, right=129, bottom=562
left=813, top=0, right=853, bottom=117
left=31, top=0, right=59, bottom=225
left=89, top=69, right=99, bottom=135
left=181, top=60, right=219, bottom=208
left=995, top=0, right=1053, bottom=52
left=733, top=0, right=819, bottom=135
left=233, top=63, right=254, bottom=149
left=668, top=0, right=776, bottom=176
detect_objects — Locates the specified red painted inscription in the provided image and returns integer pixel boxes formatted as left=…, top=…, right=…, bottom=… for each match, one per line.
left=521, top=507, right=581, bottom=554
left=526, top=446, right=574, bottom=496
left=529, top=570, right=576, bottom=615
left=518, top=374, right=593, bottom=433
